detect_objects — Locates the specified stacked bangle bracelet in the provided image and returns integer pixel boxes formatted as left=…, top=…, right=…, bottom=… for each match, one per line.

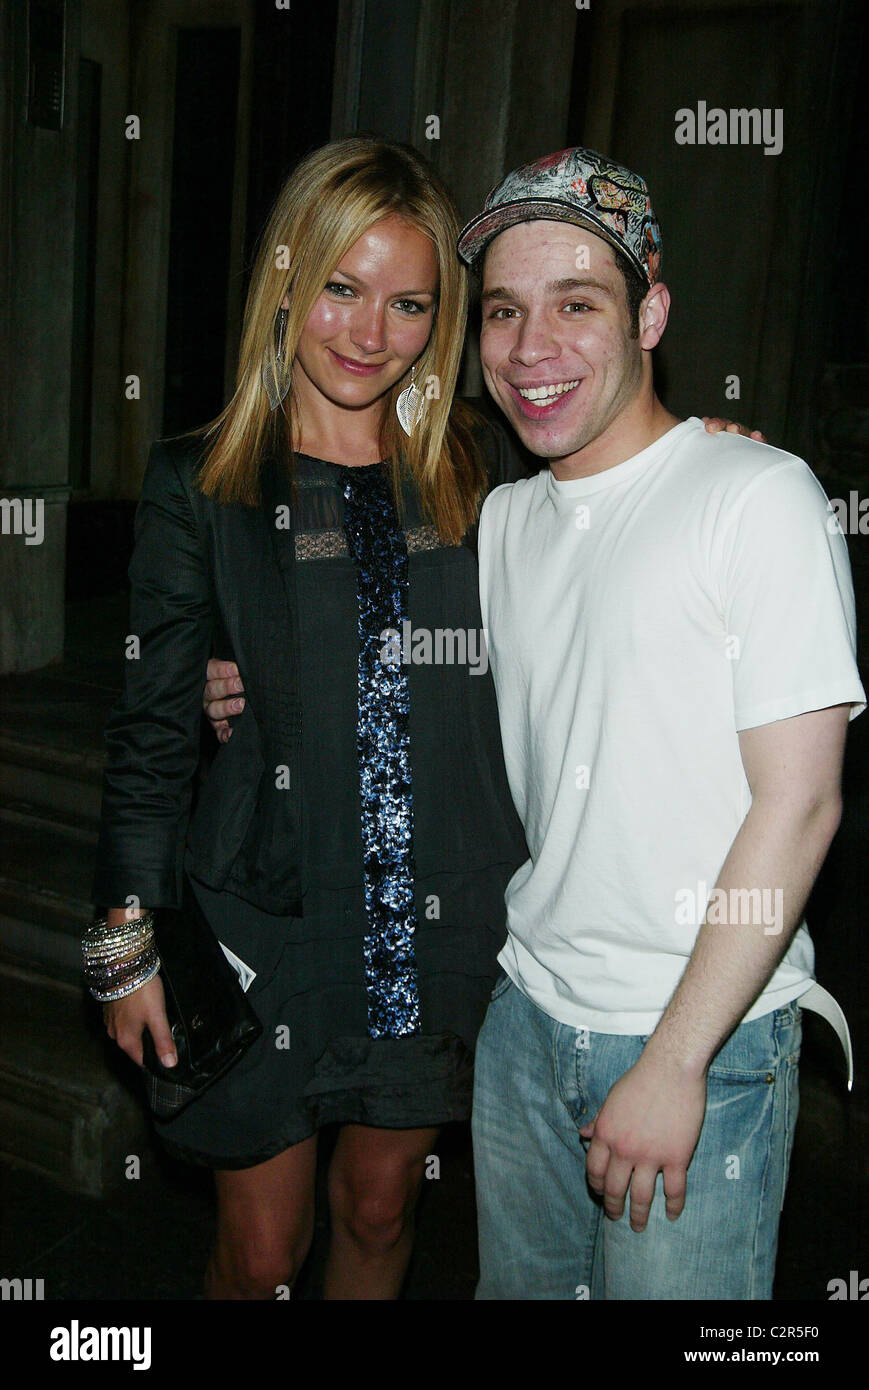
left=82, top=911, right=161, bottom=1002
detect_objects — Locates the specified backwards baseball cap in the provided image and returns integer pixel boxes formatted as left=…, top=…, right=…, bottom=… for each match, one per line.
left=457, top=146, right=662, bottom=289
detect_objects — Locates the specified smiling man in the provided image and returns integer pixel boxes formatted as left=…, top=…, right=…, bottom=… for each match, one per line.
left=457, top=148, right=865, bottom=1300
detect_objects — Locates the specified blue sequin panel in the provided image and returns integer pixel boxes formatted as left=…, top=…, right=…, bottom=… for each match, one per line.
left=341, top=465, right=421, bottom=1038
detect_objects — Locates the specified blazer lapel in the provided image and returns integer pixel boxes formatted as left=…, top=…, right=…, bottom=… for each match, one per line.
left=252, top=452, right=303, bottom=743
left=260, top=452, right=295, bottom=580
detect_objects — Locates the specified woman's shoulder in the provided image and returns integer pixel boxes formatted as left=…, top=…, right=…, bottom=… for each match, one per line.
left=147, top=430, right=211, bottom=482
left=456, top=397, right=537, bottom=492
left=145, top=430, right=246, bottom=515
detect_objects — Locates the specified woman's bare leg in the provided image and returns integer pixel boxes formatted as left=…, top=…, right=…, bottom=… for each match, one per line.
left=324, top=1124, right=440, bottom=1299
left=205, top=1133, right=319, bottom=1299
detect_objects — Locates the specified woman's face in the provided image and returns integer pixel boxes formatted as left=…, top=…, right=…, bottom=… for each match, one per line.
left=290, top=213, right=439, bottom=415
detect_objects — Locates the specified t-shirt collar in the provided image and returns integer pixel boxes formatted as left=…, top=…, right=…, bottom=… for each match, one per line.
left=545, top=416, right=702, bottom=501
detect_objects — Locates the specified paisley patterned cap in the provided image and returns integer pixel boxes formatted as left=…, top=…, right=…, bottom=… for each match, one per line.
left=457, top=146, right=662, bottom=288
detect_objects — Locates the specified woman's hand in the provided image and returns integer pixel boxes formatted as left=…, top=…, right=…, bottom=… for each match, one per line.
left=203, top=658, right=245, bottom=744
left=103, top=973, right=176, bottom=1069
left=701, top=416, right=766, bottom=442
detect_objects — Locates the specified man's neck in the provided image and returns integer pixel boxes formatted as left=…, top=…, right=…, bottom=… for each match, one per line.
left=549, top=394, right=681, bottom=482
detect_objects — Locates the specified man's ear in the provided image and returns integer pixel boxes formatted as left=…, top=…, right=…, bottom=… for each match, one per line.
left=639, top=282, right=670, bottom=349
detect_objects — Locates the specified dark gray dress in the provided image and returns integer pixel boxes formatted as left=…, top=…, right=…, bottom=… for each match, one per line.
left=158, top=448, right=528, bottom=1168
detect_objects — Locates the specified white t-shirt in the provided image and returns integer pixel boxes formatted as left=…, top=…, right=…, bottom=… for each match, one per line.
left=478, top=416, right=865, bottom=1033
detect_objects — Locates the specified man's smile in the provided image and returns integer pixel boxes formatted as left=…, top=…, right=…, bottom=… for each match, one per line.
left=506, top=378, right=583, bottom=418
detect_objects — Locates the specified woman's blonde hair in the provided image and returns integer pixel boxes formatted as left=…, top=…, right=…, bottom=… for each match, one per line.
left=191, top=137, right=486, bottom=544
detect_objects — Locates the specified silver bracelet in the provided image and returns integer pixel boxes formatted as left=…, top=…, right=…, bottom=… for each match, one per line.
left=82, top=911, right=160, bottom=1002
left=88, top=952, right=162, bottom=1003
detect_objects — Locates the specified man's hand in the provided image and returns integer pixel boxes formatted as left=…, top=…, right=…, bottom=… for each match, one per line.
left=702, top=416, right=766, bottom=442
left=579, top=1052, right=707, bottom=1232
left=203, top=658, right=245, bottom=743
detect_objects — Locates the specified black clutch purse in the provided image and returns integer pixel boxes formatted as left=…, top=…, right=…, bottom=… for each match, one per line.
left=140, top=869, right=263, bottom=1120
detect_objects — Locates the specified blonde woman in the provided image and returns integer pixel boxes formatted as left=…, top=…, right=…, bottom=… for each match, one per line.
left=90, top=137, right=529, bottom=1300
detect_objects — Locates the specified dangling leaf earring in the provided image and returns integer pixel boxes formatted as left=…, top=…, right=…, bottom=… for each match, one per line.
left=396, top=365, right=425, bottom=436
left=262, top=306, right=290, bottom=410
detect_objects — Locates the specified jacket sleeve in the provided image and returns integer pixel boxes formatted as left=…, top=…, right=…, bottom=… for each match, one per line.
left=90, top=440, right=215, bottom=910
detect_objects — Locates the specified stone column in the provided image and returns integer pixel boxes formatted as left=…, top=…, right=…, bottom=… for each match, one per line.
left=0, top=0, right=80, bottom=672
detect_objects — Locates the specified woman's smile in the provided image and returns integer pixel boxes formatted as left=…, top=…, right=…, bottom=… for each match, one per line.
left=327, top=347, right=389, bottom=376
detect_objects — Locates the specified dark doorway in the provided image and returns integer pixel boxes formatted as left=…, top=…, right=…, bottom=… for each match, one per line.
left=162, top=28, right=241, bottom=438
left=244, top=0, right=340, bottom=282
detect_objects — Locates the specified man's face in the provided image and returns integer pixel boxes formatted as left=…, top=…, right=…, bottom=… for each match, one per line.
left=479, top=220, right=647, bottom=462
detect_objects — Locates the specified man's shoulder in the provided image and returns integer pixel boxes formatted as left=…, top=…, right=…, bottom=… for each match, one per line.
left=480, top=468, right=545, bottom=523
left=676, top=423, right=821, bottom=512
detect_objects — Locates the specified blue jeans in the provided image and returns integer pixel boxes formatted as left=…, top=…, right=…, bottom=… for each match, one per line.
left=472, top=973, right=801, bottom=1300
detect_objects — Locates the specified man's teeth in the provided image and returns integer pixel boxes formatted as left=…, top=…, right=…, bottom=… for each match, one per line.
left=518, top=380, right=580, bottom=401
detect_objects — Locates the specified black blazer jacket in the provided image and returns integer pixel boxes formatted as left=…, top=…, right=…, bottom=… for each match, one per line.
left=91, top=410, right=530, bottom=918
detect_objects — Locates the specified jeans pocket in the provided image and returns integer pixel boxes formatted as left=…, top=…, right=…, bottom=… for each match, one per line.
left=707, top=1005, right=797, bottom=1083
left=490, top=970, right=513, bottom=1002
left=706, top=1059, right=776, bottom=1084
